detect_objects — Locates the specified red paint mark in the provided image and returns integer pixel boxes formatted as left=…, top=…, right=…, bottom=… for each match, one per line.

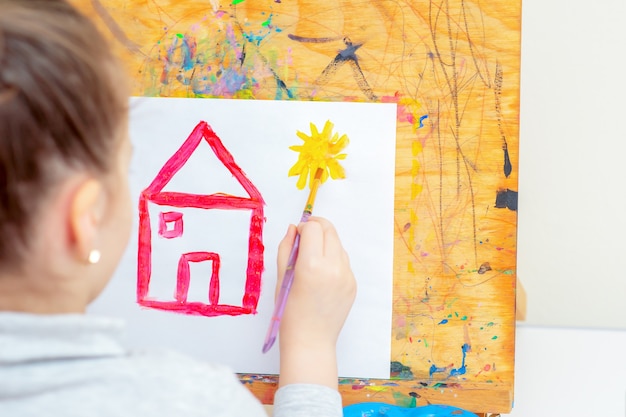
left=176, top=252, right=220, bottom=304
left=159, top=211, right=184, bottom=238
left=137, top=121, right=265, bottom=317
left=475, top=363, right=492, bottom=377
left=409, top=336, right=413, bottom=343
left=137, top=196, right=152, bottom=301
left=380, top=93, right=399, bottom=103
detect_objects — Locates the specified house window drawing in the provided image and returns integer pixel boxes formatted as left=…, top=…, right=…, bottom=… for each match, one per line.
left=159, top=211, right=184, bottom=238
left=137, top=121, right=265, bottom=317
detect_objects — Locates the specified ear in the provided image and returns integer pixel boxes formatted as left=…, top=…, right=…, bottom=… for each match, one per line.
left=69, top=179, right=105, bottom=264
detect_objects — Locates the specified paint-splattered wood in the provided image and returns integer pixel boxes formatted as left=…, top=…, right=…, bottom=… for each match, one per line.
left=73, top=1, right=521, bottom=413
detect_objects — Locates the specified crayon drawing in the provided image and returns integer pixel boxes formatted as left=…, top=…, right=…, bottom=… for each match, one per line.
left=78, top=0, right=521, bottom=412
left=137, top=121, right=264, bottom=317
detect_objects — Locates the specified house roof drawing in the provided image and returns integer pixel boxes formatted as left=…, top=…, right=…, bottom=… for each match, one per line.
left=142, top=121, right=264, bottom=209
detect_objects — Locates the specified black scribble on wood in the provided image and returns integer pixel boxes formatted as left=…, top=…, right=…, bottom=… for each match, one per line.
left=289, top=35, right=377, bottom=101
left=287, top=34, right=342, bottom=43
left=92, top=0, right=145, bottom=56
left=503, top=146, right=512, bottom=178
left=494, top=61, right=512, bottom=178
left=461, top=0, right=491, bottom=88
left=437, top=100, right=445, bottom=262
left=429, top=0, right=482, bottom=266
left=240, top=43, right=247, bottom=66
left=231, top=19, right=293, bottom=99
left=495, top=189, right=518, bottom=211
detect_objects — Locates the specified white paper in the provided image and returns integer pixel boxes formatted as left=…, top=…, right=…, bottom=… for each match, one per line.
left=89, top=97, right=396, bottom=379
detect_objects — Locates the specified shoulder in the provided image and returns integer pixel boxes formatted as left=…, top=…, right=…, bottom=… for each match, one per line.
left=122, top=349, right=267, bottom=415
left=273, top=384, right=343, bottom=417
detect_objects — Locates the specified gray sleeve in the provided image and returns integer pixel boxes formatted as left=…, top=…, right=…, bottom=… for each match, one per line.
left=273, top=384, right=343, bottom=417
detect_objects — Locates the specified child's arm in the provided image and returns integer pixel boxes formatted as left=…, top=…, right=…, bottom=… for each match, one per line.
left=275, top=216, right=356, bottom=392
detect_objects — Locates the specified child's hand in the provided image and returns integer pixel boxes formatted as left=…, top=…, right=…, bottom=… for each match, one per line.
left=276, top=216, right=356, bottom=389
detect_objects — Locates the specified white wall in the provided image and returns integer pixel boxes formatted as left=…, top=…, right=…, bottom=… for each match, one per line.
left=513, top=3, right=626, bottom=413
left=517, top=0, right=626, bottom=329
left=507, top=325, right=626, bottom=416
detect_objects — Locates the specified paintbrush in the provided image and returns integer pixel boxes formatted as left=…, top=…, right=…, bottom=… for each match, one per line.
left=261, top=168, right=323, bottom=354
left=262, top=120, right=348, bottom=353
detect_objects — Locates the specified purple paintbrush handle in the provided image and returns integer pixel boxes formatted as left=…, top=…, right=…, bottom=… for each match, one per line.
left=262, top=212, right=311, bottom=353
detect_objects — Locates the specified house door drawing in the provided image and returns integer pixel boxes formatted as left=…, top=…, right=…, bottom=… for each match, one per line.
left=137, top=121, right=265, bottom=317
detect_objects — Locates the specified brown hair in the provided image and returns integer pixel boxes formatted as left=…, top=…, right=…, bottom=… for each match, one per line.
left=0, top=0, right=127, bottom=268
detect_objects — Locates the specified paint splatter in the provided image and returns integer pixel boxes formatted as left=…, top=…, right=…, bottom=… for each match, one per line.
left=390, top=361, right=414, bottom=378
left=503, top=146, right=513, bottom=178
left=438, top=319, right=449, bottom=325
left=477, top=262, right=492, bottom=274
left=449, top=344, right=470, bottom=377
left=429, top=364, right=447, bottom=378
left=343, top=403, right=478, bottom=417
left=495, top=189, right=518, bottom=211
left=418, top=114, right=429, bottom=128
left=429, top=344, right=471, bottom=378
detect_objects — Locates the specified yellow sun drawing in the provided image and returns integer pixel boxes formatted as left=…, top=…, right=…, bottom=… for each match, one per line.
left=288, top=120, right=349, bottom=190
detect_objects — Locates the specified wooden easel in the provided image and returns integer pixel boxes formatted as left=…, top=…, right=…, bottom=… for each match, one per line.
left=75, top=0, right=523, bottom=413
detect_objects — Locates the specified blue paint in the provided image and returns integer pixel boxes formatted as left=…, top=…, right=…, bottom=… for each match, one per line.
left=243, top=31, right=267, bottom=46
left=429, top=364, right=447, bottom=378
left=178, top=36, right=195, bottom=71
left=449, top=344, right=470, bottom=377
left=429, top=344, right=471, bottom=379
left=438, top=319, right=448, bottom=325
left=418, top=114, right=429, bottom=128
left=344, top=403, right=478, bottom=417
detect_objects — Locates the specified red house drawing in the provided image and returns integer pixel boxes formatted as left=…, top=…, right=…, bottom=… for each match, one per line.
left=137, top=121, right=264, bottom=317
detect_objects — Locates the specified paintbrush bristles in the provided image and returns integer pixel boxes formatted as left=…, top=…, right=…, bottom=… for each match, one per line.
left=288, top=120, right=349, bottom=190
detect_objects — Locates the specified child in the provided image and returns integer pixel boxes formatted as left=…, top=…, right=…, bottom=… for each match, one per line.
left=0, top=1, right=357, bottom=416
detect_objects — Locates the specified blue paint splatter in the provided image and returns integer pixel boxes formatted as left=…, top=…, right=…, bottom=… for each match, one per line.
left=418, top=114, right=429, bottom=128
left=243, top=31, right=267, bottom=46
left=429, top=344, right=471, bottom=379
left=429, top=364, right=447, bottom=378
left=438, top=319, right=448, bottom=325
left=344, top=403, right=479, bottom=417
left=449, top=344, right=470, bottom=377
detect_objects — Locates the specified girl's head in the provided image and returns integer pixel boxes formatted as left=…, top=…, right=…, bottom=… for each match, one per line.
left=0, top=0, right=132, bottom=312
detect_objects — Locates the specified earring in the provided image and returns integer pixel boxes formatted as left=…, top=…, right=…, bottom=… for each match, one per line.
left=88, top=250, right=101, bottom=264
